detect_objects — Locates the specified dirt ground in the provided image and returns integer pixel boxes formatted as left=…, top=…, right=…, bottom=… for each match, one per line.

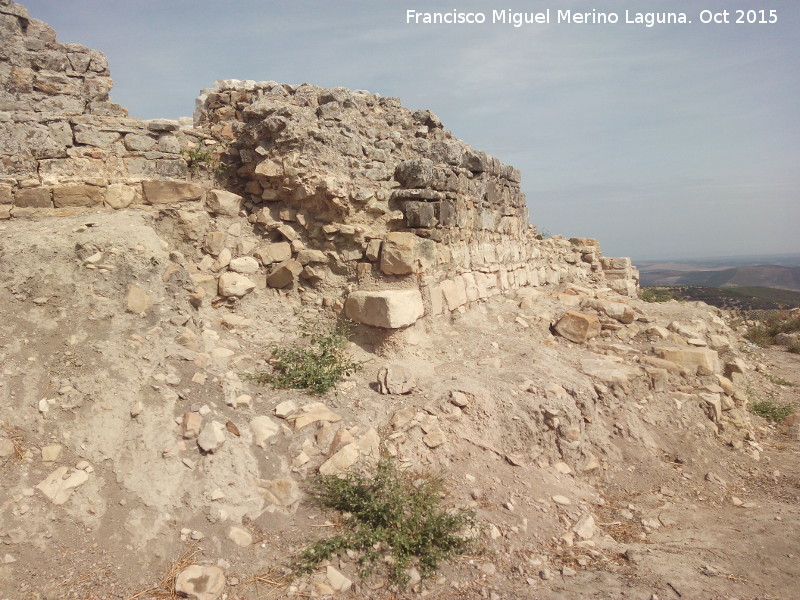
left=0, top=211, right=798, bottom=600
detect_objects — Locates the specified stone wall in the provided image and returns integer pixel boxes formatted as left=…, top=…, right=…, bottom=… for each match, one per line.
left=0, top=0, right=638, bottom=328
left=194, top=79, right=639, bottom=323
left=0, top=0, right=223, bottom=217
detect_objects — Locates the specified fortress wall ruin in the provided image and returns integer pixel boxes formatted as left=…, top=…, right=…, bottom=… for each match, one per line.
left=0, top=0, right=638, bottom=328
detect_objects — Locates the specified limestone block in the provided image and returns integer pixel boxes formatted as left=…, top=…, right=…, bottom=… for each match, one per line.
left=584, top=299, right=635, bottom=324
left=218, top=272, right=255, bottom=298
left=104, top=183, right=136, bottom=209
left=126, top=285, right=151, bottom=314
left=175, top=565, right=225, bottom=600
left=197, top=421, right=226, bottom=452
left=658, top=347, right=720, bottom=376
left=345, top=289, right=425, bottom=329
left=203, top=231, right=227, bottom=256
left=402, top=200, right=438, bottom=227
left=142, top=180, right=204, bottom=204
left=124, top=133, right=155, bottom=152
left=36, top=467, right=89, bottom=505
left=296, top=249, right=327, bottom=265
left=0, top=185, right=12, bottom=205
left=177, top=210, right=210, bottom=241
left=14, top=187, right=52, bottom=208
left=377, top=364, right=416, bottom=395
left=228, top=256, right=259, bottom=274
left=206, top=189, right=242, bottom=216
left=440, top=277, right=468, bottom=311
left=265, top=259, right=302, bottom=288
left=381, top=232, right=435, bottom=275
left=365, top=238, right=381, bottom=261
left=554, top=311, right=601, bottom=343
left=254, top=242, right=291, bottom=265
left=699, top=393, right=722, bottom=421
left=52, top=184, right=104, bottom=208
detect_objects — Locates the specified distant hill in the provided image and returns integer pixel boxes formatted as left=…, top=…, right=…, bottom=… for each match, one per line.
left=639, top=264, right=800, bottom=292
left=642, top=286, right=800, bottom=311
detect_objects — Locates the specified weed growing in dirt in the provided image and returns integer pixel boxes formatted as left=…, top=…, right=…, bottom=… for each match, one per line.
left=788, top=341, right=800, bottom=354
left=294, top=458, right=477, bottom=587
left=743, top=311, right=800, bottom=347
left=251, top=319, right=361, bottom=395
left=640, top=287, right=676, bottom=302
left=764, top=373, right=796, bottom=387
left=749, top=399, right=795, bottom=423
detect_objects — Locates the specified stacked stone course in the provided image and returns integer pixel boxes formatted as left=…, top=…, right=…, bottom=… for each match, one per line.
left=0, top=0, right=639, bottom=327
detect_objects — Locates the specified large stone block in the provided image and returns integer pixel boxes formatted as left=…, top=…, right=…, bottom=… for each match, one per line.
left=345, top=289, right=424, bottom=328
left=554, top=311, right=601, bottom=343
left=658, top=347, right=719, bottom=376
left=104, top=183, right=136, bottom=209
left=206, top=189, right=242, bottom=216
left=142, top=180, right=204, bottom=204
left=52, top=184, right=104, bottom=207
left=266, top=259, right=303, bottom=288
left=440, top=277, right=467, bottom=311
left=14, top=187, right=52, bottom=208
left=255, top=242, right=292, bottom=265
left=402, top=200, right=438, bottom=228
left=380, top=232, right=436, bottom=275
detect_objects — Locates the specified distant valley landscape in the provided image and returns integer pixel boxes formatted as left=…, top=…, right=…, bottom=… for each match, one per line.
left=637, top=253, right=800, bottom=310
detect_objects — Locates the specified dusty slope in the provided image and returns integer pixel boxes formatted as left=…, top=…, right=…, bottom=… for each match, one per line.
left=0, top=210, right=798, bottom=600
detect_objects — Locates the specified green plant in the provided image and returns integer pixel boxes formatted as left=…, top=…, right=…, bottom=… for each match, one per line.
left=749, top=399, right=795, bottom=423
left=764, top=373, right=796, bottom=387
left=788, top=341, right=800, bottom=354
left=533, top=228, right=551, bottom=240
left=743, top=311, right=800, bottom=347
left=294, top=458, right=477, bottom=587
left=181, top=145, right=227, bottom=179
left=251, top=319, right=361, bottom=395
left=640, top=287, right=676, bottom=302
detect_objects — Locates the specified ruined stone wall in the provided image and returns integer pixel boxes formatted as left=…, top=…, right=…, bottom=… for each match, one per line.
left=0, top=0, right=638, bottom=328
left=0, top=0, right=221, bottom=216
left=194, top=79, right=638, bottom=324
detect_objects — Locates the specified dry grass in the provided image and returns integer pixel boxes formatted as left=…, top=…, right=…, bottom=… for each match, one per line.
left=240, top=566, right=293, bottom=599
left=1, top=423, right=27, bottom=466
left=127, top=543, right=201, bottom=600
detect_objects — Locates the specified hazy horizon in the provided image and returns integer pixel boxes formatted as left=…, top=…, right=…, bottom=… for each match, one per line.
left=20, top=0, right=800, bottom=263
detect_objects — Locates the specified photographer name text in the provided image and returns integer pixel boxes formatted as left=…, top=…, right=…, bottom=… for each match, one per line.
left=405, top=9, right=779, bottom=28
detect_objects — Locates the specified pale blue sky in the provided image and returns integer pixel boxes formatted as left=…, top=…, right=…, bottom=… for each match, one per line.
left=21, top=1, right=800, bottom=261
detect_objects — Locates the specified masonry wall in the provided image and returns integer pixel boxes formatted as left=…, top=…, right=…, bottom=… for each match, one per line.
left=0, top=0, right=638, bottom=328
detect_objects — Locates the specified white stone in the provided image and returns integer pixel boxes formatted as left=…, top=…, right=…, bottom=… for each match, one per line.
left=326, top=565, right=352, bottom=592
left=345, top=289, right=424, bottom=329
left=227, top=526, right=253, bottom=547
left=228, top=256, right=260, bottom=274
left=218, top=272, right=255, bottom=298
left=197, top=421, right=226, bottom=453
left=250, top=416, right=280, bottom=448
left=36, top=467, right=89, bottom=505
left=175, top=565, right=226, bottom=600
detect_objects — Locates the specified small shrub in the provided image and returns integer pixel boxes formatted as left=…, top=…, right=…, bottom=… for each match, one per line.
left=251, top=319, right=361, bottom=395
left=744, top=311, right=800, bottom=347
left=533, top=228, right=551, bottom=240
left=294, top=458, right=477, bottom=587
left=640, top=287, right=675, bottom=303
left=181, top=145, right=227, bottom=179
left=788, top=341, right=800, bottom=354
left=749, top=399, right=795, bottom=423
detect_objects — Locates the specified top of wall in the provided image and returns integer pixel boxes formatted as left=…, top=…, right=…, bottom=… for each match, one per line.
left=0, top=0, right=126, bottom=117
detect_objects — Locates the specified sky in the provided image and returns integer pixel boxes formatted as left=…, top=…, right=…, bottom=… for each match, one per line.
left=21, top=0, right=800, bottom=262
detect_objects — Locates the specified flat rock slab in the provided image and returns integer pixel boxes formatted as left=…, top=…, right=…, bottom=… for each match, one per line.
left=36, top=467, right=89, bottom=505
